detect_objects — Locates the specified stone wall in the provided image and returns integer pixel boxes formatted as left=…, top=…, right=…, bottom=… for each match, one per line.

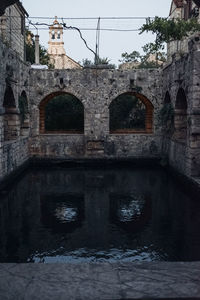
left=162, top=36, right=200, bottom=177
left=0, top=3, right=26, bottom=61
left=0, top=38, right=30, bottom=182
left=29, top=68, right=163, bottom=159
left=0, top=31, right=200, bottom=183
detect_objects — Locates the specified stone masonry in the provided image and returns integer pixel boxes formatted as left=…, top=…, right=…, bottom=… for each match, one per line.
left=0, top=33, right=200, bottom=183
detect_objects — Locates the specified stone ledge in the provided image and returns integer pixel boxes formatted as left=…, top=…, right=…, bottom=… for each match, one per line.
left=0, top=262, right=200, bottom=300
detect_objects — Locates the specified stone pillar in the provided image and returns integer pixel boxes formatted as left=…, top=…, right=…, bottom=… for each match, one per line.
left=4, top=108, right=21, bottom=141
left=35, top=35, right=40, bottom=65
left=20, top=113, right=30, bottom=137
left=173, top=109, right=187, bottom=142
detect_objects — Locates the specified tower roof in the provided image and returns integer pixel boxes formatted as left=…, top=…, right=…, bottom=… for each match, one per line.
left=53, top=16, right=59, bottom=25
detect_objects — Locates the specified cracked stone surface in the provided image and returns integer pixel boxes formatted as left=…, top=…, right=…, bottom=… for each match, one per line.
left=0, top=262, right=200, bottom=299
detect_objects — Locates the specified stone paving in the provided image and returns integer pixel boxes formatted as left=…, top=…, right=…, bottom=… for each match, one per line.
left=0, top=262, right=200, bottom=299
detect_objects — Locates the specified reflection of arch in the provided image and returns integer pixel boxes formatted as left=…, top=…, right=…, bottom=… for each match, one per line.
left=3, top=84, right=19, bottom=141
left=110, top=192, right=152, bottom=233
left=19, top=91, right=30, bottom=136
left=39, top=91, right=84, bottom=134
left=174, top=88, right=187, bottom=142
left=109, top=92, right=154, bottom=134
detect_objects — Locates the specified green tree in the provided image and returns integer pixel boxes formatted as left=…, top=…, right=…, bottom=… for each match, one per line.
left=26, top=30, right=54, bottom=68
left=110, top=94, right=146, bottom=131
left=140, top=16, right=200, bottom=54
left=45, top=94, right=84, bottom=132
left=119, top=51, right=141, bottom=63
left=82, top=56, right=116, bottom=69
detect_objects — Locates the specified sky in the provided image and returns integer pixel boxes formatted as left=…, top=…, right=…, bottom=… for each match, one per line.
left=21, top=0, right=172, bottom=66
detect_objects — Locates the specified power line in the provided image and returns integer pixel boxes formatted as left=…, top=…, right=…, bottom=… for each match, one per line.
left=26, top=27, right=140, bottom=32
left=1, top=15, right=160, bottom=20
left=28, top=16, right=157, bottom=20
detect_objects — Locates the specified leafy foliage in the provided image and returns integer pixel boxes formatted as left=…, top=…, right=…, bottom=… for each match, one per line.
left=82, top=57, right=116, bottom=69
left=109, top=94, right=146, bottom=131
left=119, top=48, right=166, bottom=69
left=140, top=16, right=200, bottom=53
left=45, top=94, right=84, bottom=132
left=26, top=30, right=54, bottom=68
left=119, top=51, right=141, bottom=63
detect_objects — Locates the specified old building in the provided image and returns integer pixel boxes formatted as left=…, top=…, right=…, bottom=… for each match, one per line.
left=0, top=1, right=199, bottom=185
left=0, top=1, right=28, bottom=60
left=168, top=0, right=200, bottom=60
left=48, top=17, right=82, bottom=69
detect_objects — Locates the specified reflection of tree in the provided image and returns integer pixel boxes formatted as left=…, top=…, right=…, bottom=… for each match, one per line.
left=109, top=94, right=146, bottom=131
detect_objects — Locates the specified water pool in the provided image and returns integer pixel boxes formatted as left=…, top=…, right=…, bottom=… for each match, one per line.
left=0, top=165, right=199, bottom=263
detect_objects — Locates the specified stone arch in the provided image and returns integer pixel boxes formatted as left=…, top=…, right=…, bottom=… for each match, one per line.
left=19, top=91, right=30, bottom=137
left=174, top=88, right=188, bottom=142
left=3, top=84, right=16, bottom=110
left=3, top=84, right=20, bottom=141
left=109, top=92, right=154, bottom=134
left=161, top=91, right=174, bottom=135
left=164, top=91, right=171, bottom=104
left=39, top=91, right=84, bottom=134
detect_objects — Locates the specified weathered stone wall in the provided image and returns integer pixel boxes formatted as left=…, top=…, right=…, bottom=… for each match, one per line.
left=29, top=68, right=163, bottom=159
left=0, top=3, right=26, bottom=61
left=1, top=31, right=200, bottom=182
left=0, top=38, right=30, bottom=182
left=162, top=36, right=200, bottom=177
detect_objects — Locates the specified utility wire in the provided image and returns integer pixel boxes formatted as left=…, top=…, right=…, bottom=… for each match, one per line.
left=8, top=27, right=141, bottom=31
left=28, top=20, right=96, bottom=57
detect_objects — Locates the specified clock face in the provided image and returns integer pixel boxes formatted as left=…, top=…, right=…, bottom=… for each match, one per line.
left=193, top=0, right=200, bottom=7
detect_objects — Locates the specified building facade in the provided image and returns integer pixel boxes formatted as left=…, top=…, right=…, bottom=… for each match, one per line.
left=0, top=1, right=28, bottom=61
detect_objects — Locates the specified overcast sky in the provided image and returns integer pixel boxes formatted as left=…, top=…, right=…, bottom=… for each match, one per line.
left=21, top=0, right=172, bottom=65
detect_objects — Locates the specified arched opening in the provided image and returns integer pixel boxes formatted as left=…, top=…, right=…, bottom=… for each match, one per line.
left=51, top=31, right=55, bottom=40
left=39, top=92, right=84, bottom=134
left=159, top=91, right=174, bottom=135
left=174, top=88, right=188, bottom=142
left=18, top=91, right=30, bottom=136
left=164, top=91, right=171, bottom=104
left=3, top=84, right=20, bottom=141
left=109, top=92, right=153, bottom=134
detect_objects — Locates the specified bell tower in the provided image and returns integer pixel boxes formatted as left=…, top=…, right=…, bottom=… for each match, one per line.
left=48, top=16, right=66, bottom=56
left=47, top=16, right=82, bottom=69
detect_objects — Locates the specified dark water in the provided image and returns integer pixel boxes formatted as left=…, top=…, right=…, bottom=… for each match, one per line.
left=0, top=166, right=200, bottom=263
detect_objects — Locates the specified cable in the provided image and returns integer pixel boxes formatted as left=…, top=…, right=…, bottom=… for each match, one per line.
left=2, top=15, right=159, bottom=20
left=28, top=16, right=156, bottom=20
left=27, top=27, right=140, bottom=32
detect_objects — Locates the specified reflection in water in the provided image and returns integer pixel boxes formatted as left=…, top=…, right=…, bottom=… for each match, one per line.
left=0, top=166, right=200, bottom=263
left=40, top=194, right=84, bottom=234
left=116, top=194, right=145, bottom=222
left=55, top=207, right=78, bottom=223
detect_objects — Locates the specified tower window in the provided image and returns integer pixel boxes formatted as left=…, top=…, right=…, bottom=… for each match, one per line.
left=57, top=31, right=61, bottom=39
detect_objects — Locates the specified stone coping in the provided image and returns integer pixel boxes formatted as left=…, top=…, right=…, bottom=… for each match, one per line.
left=0, top=262, right=200, bottom=299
